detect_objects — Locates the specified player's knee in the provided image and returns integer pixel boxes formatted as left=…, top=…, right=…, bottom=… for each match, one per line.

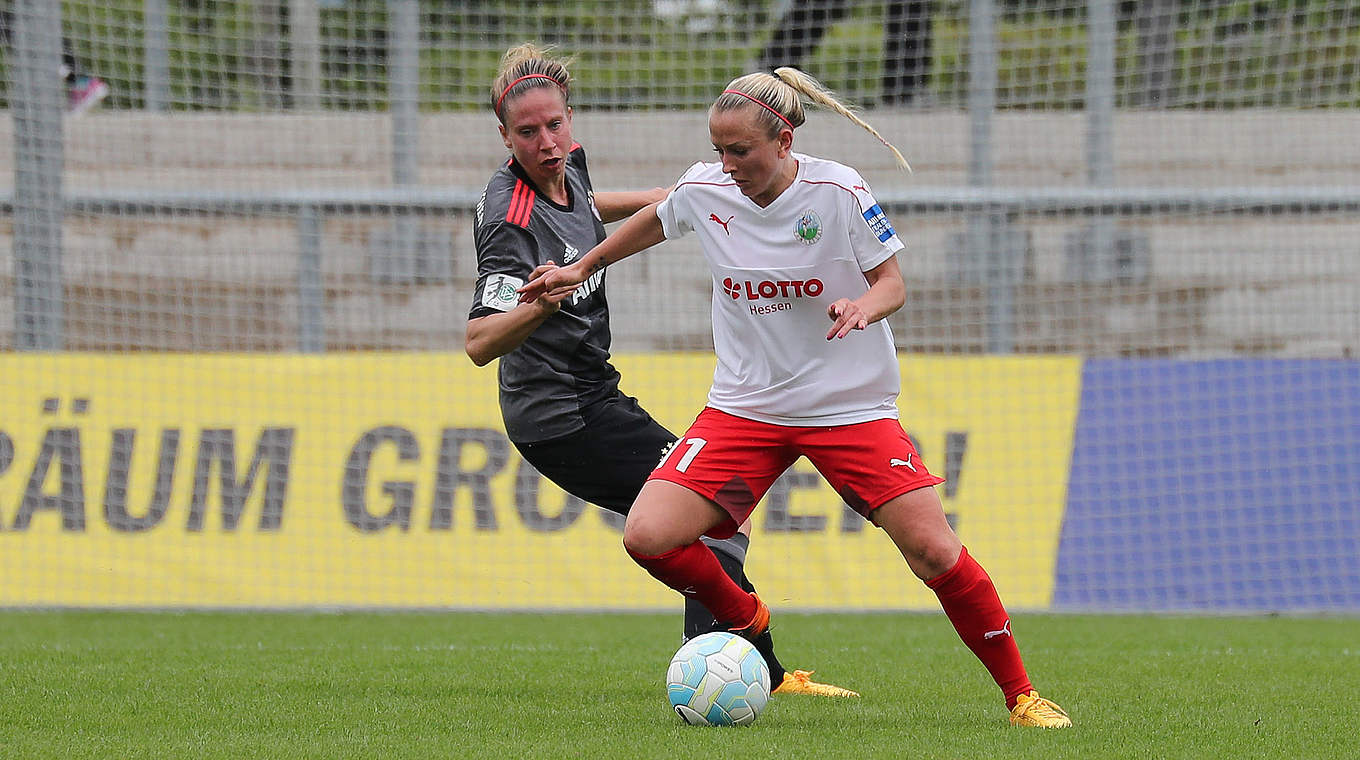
left=919, top=536, right=965, bottom=578
left=897, top=533, right=963, bottom=580
left=622, top=520, right=671, bottom=558
left=919, top=542, right=962, bottom=579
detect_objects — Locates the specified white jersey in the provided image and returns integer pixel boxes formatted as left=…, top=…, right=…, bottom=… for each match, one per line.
left=656, top=153, right=905, bottom=426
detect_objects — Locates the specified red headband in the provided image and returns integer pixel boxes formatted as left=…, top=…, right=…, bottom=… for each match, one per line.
left=496, top=74, right=566, bottom=115
left=721, top=89, right=794, bottom=129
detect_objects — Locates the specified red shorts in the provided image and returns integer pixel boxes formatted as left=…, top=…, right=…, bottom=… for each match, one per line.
left=647, top=407, right=944, bottom=538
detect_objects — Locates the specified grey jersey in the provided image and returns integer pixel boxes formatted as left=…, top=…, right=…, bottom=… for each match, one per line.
left=470, top=144, right=620, bottom=443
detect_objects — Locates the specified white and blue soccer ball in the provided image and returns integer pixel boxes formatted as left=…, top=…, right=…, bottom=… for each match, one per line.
left=666, top=631, right=771, bottom=726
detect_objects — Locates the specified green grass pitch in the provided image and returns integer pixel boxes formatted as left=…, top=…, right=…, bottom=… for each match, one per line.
left=1, top=611, right=1356, bottom=759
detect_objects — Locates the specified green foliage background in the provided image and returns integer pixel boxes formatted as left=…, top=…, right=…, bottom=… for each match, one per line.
left=13, top=1, right=1359, bottom=110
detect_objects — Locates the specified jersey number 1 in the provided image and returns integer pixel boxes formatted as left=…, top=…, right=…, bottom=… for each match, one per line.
left=665, top=437, right=707, bottom=473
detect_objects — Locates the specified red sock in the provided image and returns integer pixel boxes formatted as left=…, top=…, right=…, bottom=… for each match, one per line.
left=925, top=546, right=1034, bottom=708
left=628, top=541, right=756, bottom=627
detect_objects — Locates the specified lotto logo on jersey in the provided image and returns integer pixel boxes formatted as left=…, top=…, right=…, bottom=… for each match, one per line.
left=721, top=277, right=825, bottom=300
left=862, top=204, right=896, bottom=243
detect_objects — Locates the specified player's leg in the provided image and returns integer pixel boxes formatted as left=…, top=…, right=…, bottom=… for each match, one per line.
left=683, top=526, right=849, bottom=695
left=622, top=407, right=787, bottom=637
left=626, top=480, right=789, bottom=677
left=870, top=487, right=1070, bottom=726
left=524, top=432, right=775, bottom=651
left=870, top=484, right=1026, bottom=699
left=624, top=410, right=785, bottom=638
left=516, top=397, right=804, bottom=675
left=514, top=396, right=770, bottom=638
left=621, top=479, right=798, bottom=695
left=626, top=408, right=858, bottom=697
left=685, top=529, right=755, bottom=640
left=623, top=478, right=755, bottom=625
left=799, top=417, right=1064, bottom=716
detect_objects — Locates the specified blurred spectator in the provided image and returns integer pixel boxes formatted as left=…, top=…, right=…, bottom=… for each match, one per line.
left=1, top=9, right=109, bottom=115
left=758, top=0, right=931, bottom=106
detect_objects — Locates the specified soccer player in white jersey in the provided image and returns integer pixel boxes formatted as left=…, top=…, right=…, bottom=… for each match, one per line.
left=519, top=67, right=1072, bottom=728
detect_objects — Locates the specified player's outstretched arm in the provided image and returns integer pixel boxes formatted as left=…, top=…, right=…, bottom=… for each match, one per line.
left=519, top=202, right=666, bottom=303
left=594, top=187, right=669, bottom=223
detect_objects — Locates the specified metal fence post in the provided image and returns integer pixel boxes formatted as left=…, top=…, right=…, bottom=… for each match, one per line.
left=297, top=205, right=325, bottom=353
left=968, top=0, right=1012, bottom=353
left=11, top=0, right=65, bottom=350
left=290, top=0, right=323, bottom=110
left=382, top=0, right=421, bottom=283
left=390, top=0, right=420, bottom=188
left=1086, top=0, right=1117, bottom=281
left=144, top=0, right=170, bottom=111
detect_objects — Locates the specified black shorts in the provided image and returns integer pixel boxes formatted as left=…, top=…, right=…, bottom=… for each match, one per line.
left=512, top=393, right=676, bottom=515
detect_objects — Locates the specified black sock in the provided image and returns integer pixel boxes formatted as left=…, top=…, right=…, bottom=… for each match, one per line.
left=682, top=534, right=786, bottom=684
left=745, top=628, right=786, bottom=685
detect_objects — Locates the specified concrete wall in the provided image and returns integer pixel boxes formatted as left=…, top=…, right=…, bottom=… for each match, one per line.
left=1, top=110, right=1356, bottom=354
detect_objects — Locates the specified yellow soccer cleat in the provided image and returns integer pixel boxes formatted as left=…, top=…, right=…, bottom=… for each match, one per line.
left=1009, top=691, right=1072, bottom=728
left=772, top=669, right=860, bottom=698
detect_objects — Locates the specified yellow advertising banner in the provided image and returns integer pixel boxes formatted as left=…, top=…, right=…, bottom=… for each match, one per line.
left=0, top=353, right=1080, bottom=610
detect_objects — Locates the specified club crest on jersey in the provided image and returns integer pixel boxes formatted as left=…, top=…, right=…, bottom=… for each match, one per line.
left=794, top=210, right=823, bottom=245
left=563, top=242, right=580, bottom=263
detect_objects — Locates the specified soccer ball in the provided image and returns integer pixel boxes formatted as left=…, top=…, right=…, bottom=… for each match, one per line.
left=666, top=631, right=771, bottom=726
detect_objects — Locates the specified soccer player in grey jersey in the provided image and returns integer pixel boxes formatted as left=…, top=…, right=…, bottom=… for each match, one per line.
left=465, top=44, right=855, bottom=698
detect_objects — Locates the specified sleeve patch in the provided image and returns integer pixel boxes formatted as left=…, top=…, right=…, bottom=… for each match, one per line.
left=862, top=204, right=897, bottom=243
left=480, top=274, right=525, bottom=312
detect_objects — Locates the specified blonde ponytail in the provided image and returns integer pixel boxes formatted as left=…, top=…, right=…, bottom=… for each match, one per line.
left=772, top=68, right=912, bottom=172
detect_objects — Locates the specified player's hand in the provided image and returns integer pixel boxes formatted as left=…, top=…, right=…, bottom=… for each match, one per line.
left=826, top=299, right=869, bottom=340
left=519, top=261, right=586, bottom=305
left=522, top=262, right=579, bottom=313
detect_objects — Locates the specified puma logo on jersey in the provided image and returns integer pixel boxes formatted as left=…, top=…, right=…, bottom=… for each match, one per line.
left=983, top=620, right=1012, bottom=640
left=708, top=213, right=735, bottom=235
left=853, top=184, right=867, bottom=192
left=889, top=455, right=917, bottom=472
